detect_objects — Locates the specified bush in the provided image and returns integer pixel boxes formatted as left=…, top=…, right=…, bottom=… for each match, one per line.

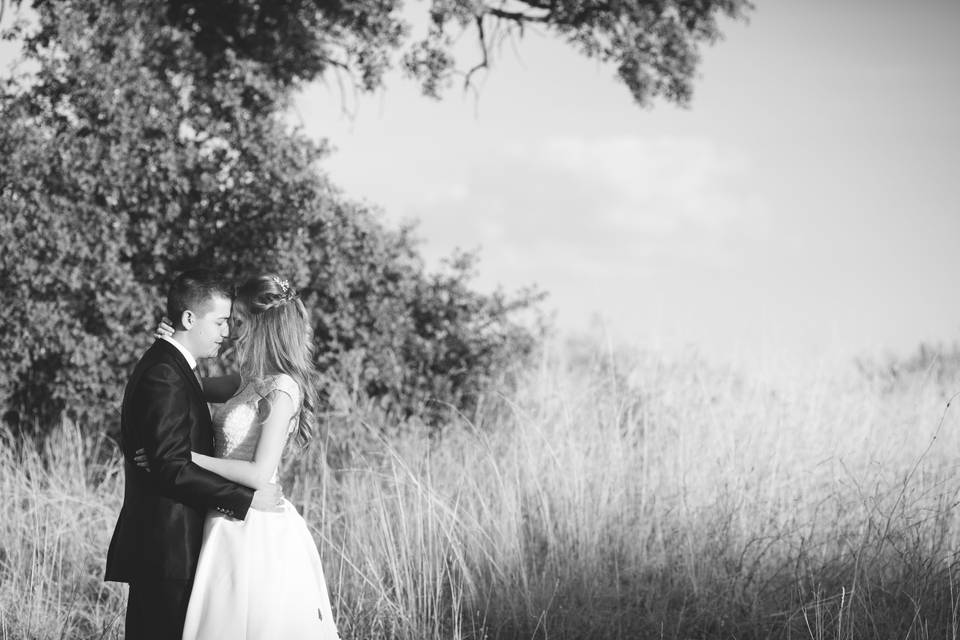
left=0, top=0, right=543, bottom=436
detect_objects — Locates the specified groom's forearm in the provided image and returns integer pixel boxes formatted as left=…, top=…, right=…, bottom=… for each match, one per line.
left=157, top=457, right=255, bottom=517
left=136, top=365, right=254, bottom=518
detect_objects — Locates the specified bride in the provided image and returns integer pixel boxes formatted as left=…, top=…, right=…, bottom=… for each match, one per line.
left=139, top=274, right=340, bottom=639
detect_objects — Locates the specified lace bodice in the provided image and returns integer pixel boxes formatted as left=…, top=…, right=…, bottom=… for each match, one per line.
left=211, top=374, right=301, bottom=478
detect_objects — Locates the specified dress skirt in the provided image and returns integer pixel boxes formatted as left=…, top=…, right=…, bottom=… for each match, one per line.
left=182, top=499, right=341, bottom=640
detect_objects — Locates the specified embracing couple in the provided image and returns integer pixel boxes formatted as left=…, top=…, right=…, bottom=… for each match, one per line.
left=104, top=270, right=340, bottom=640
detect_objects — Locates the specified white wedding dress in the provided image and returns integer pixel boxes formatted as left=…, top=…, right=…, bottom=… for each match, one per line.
left=182, top=374, right=341, bottom=640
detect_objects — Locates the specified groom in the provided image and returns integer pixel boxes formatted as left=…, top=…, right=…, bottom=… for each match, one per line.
left=105, top=269, right=283, bottom=640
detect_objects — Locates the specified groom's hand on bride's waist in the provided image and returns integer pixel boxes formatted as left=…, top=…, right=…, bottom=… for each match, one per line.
left=251, top=483, right=285, bottom=512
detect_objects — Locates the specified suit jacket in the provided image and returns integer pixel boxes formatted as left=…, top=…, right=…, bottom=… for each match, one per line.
left=105, top=339, right=254, bottom=583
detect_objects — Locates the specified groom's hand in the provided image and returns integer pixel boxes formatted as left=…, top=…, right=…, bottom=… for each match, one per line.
left=133, top=448, right=151, bottom=472
left=250, top=483, right=285, bottom=512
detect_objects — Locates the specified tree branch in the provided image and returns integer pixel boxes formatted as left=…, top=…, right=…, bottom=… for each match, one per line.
left=483, top=6, right=551, bottom=24
left=463, top=15, right=489, bottom=93
left=506, top=0, right=552, bottom=10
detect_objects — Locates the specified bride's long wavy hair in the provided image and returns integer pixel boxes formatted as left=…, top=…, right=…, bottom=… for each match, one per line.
left=232, top=274, right=320, bottom=447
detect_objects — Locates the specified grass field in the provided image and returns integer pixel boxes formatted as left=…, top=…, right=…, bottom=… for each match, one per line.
left=3, top=342, right=960, bottom=639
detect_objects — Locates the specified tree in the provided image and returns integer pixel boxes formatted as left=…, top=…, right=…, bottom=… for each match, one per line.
left=0, top=0, right=543, bottom=434
left=0, top=0, right=749, bottom=434
left=9, top=0, right=752, bottom=107
left=401, top=0, right=754, bottom=106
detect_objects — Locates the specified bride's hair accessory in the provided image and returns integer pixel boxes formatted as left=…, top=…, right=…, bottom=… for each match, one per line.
left=270, top=275, right=298, bottom=302
left=271, top=275, right=290, bottom=294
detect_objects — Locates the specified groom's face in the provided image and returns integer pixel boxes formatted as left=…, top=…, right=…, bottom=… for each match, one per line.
left=185, top=294, right=232, bottom=359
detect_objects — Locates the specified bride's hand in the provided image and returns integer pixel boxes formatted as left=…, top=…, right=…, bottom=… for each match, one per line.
left=133, top=448, right=151, bottom=472
left=153, top=317, right=174, bottom=340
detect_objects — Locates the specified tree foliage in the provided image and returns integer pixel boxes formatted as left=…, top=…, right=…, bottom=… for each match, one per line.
left=0, top=0, right=749, bottom=434
left=0, top=0, right=542, bottom=434
left=10, top=0, right=752, bottom=107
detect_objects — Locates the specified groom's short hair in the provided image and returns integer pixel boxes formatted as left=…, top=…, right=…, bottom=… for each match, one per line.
left=167, top=269, right=232, bottom=329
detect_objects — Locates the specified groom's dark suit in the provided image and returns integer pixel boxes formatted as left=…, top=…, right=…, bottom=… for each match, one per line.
left=105, top=339, right=254, bottom=640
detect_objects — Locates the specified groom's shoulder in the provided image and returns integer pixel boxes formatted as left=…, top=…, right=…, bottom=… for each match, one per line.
left=132, top=341, right=168, bottom=367
left=121, top=344, right=188, bottom=420
left=128, top=342, right=181, bottom=381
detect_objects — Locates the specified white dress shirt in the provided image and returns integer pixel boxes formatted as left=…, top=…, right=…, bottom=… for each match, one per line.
left=159, top=335, right=198, bottom=371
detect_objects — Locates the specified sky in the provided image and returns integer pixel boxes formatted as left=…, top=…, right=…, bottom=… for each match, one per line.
left=293, top=0, right=960, bottom=370
left=3, top=1, right=959, bottom=372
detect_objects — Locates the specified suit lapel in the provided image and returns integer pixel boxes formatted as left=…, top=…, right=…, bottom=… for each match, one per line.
left=153, top=340, right=204, bottom=398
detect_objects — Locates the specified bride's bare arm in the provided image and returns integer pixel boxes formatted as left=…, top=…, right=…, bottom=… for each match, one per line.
left=199, top=374, right=242, bottom=403
left=190, top=390, right=295, bottom=491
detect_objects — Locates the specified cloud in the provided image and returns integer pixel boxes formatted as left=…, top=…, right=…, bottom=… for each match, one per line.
left=386, top=135, right=764, bottom=276
left=522, top=136, right=753, bottom=231
left=322, top=132, right=768, bottom=335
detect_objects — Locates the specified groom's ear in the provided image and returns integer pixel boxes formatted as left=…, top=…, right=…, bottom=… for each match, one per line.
left=180, top=310, right=195, bottom=330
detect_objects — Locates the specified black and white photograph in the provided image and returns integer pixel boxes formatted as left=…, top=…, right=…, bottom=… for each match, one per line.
left=1, top=0, right=959, bottom=638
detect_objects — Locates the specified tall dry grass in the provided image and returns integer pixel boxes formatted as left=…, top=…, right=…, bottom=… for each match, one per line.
left=3, top=343, right=960, bottom=639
